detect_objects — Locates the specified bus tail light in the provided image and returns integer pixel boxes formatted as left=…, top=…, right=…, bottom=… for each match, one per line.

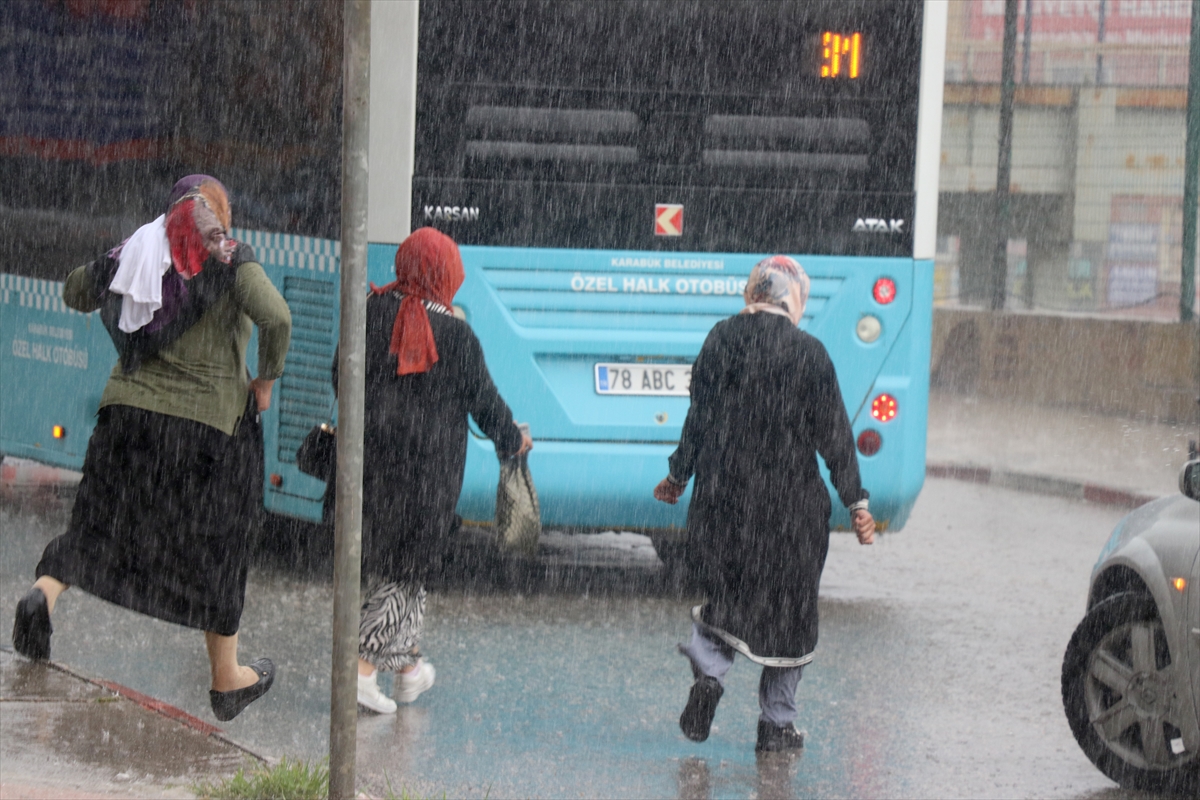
left=270, top=473, right=284, bottom=487
left=857, top=430, right=882, bottom=456
left=52, top=425, right=66, bottom=439
left=870, top=394, right=898, bottom=422
left=873, top=278, right=896, bottom=305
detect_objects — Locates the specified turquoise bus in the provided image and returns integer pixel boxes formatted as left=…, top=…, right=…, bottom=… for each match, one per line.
left=1, top=0, right=946, bottom=543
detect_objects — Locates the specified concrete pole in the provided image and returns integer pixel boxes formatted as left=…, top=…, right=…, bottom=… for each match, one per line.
left=1181, top=0, right=1199, bottom=323
left=1021, top=0, right=1032, bottom=84
left=990, top=0, right=1018, bottom=310
left=329, top=1, right=369, bottom=797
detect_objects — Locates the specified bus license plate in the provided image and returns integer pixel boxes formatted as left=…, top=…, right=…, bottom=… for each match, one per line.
left=594, top=363, right=691, bottom=396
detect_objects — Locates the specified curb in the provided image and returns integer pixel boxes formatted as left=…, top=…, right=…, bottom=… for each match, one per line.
left=91, top=678, right=223, bottom=736
left=925, top=462, right=1161, bottom=509
left=14, top=650, right=268, bottom=764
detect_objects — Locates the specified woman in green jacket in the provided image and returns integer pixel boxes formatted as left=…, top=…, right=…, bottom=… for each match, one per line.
left=11, top=175, right=292, bottom=722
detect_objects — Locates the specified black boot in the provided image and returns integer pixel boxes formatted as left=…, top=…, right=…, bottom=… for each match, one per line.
left=756, top=720, right=805, bottom=752
left=13, top=588, right=52, bottom=661
left=679, top=676, right=723, bottom=742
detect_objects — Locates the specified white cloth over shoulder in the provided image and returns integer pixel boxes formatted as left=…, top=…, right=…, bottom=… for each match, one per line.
left=109, top=215, right=172, bottom=333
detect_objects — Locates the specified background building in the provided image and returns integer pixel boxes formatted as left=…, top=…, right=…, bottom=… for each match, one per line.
left=938, top=0, right=1197, bottom=320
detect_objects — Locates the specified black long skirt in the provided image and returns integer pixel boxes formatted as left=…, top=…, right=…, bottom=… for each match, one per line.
left=36, top=400, right=263, bottom=636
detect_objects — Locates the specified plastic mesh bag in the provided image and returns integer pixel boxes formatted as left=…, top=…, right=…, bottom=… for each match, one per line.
left=495, top=423, right=541, bottom=554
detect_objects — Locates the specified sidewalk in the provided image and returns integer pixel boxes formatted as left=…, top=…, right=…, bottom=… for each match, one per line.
left=0, top=649, right=254, bottom=800
left=926, top=391, right=1198, bottom=505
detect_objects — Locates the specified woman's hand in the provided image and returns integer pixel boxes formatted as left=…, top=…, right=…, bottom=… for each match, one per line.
left=852, top=509, right=875, bottom=545
left=516, top=431, right=533, bottom=456
left=654, top=477, right=686, bottom=505
left=249, top=378, right=275, bottom=411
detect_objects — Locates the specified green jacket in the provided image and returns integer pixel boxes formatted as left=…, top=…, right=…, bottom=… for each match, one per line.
left=64, top=261, right=292, bottom=435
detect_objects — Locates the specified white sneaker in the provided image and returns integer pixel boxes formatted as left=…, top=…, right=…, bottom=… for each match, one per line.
left=357, top=670, right=397, bottom=714
left=395, top=658, right=436, bottom=703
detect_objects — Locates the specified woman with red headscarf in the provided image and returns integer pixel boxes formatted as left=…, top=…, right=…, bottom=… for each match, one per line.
left=332, top=227, right=530, bottom=714
left=12, top=175, right=292, bottom=723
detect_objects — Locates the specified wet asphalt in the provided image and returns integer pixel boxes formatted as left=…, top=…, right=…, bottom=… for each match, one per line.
left=0, top=479, right=1161, bottom=799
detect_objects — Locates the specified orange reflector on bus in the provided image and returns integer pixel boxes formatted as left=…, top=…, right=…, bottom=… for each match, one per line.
left=270, top=473, right=283, bottom=487
left=1173, top=577, right=1187, bottom=592
left=52, top=425, right=66, bottom=439
left=857, top=430, right=882, bottom=456
left=870, top=394, right=898, bottom=423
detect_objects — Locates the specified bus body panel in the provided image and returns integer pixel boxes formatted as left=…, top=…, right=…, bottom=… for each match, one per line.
left=396, top=0, right=937, bottom=531
left=234, top=230, right=341, bottom=524
left=0, top=276, right=110, bottom=469
left=368, top=242, right=927, bottom=531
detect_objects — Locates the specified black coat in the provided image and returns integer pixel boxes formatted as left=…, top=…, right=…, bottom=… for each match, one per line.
left=668, top=312, right=867, bottom=659
left=334, top=294, right=523, bottom=581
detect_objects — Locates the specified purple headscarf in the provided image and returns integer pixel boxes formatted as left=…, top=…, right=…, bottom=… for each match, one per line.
left=167, top=174, right=227, bottom=212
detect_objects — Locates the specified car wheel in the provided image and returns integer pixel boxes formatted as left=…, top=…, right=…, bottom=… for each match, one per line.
left=1062, top=592, right=1199, bottom=793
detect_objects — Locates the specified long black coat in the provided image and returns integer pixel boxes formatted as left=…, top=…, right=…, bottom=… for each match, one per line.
left=334, top=294, right=523, bottom=581
left=669, top=312, right=867, bottom=659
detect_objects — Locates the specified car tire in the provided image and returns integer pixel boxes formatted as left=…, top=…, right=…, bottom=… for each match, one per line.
left=1061, top=591, right=1199, bottom=794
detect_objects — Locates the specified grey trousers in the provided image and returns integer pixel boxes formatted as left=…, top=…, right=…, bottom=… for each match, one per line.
left=679, top=624, right=804, bottom=727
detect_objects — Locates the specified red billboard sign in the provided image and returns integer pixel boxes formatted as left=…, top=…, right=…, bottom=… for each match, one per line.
left=967, top=0, right=1192, bottom=46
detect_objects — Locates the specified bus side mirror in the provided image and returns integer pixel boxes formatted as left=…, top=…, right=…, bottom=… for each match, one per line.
left=1180, top=460, right=1200, bottom=501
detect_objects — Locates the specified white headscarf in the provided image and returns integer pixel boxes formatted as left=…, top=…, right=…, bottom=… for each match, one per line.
left=107, top=215, right=172, bottom=333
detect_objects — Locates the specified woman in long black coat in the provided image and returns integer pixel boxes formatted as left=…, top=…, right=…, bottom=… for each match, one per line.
left=653, top=254, right=876, bottom=752
left=335, top=227, right=530, bottom=715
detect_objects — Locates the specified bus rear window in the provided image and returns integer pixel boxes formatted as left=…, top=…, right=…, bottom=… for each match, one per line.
left=414, top=0, right=925, bottom=254
left=416, top=0, right=920, bottom=192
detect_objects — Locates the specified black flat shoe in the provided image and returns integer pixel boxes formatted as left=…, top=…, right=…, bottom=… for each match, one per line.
left=679, top=676, right=723, bottom=742
left=756, top=720, right=805, bottom=752
left=210, top=658, right=275, bottom=722
left=13, top=588, right=52, bottom=661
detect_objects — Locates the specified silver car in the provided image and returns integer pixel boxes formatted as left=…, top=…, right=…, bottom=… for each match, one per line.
left=1062, top=459, right=1200, bottom=793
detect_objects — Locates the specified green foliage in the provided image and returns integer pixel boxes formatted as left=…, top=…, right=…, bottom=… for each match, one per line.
left=193, top=758, right=329, bottom=800
left=380, top=770, right=449, bottom=800
left=193, top=758, right=453, bottom=800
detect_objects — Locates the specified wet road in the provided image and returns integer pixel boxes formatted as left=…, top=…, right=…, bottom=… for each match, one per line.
left=1, top=480, right=1152, bottom=798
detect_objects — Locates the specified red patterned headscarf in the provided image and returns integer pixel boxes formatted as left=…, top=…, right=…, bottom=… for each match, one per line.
left=742, top=255, right=810, bottom=326
left=370, top=227, right=464, bottom=375
left=165, top=175, right=233, bottom=279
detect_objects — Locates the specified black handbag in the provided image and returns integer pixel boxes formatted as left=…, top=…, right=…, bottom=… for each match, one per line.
left=296, top=422, right=336, bottom=481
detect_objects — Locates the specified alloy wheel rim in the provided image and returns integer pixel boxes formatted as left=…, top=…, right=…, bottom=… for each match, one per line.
left=1084, top=619, right=1187, bottom=770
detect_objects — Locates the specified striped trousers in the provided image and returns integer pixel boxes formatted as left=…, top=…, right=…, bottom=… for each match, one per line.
left=358, top=579, right=426, bottom=672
